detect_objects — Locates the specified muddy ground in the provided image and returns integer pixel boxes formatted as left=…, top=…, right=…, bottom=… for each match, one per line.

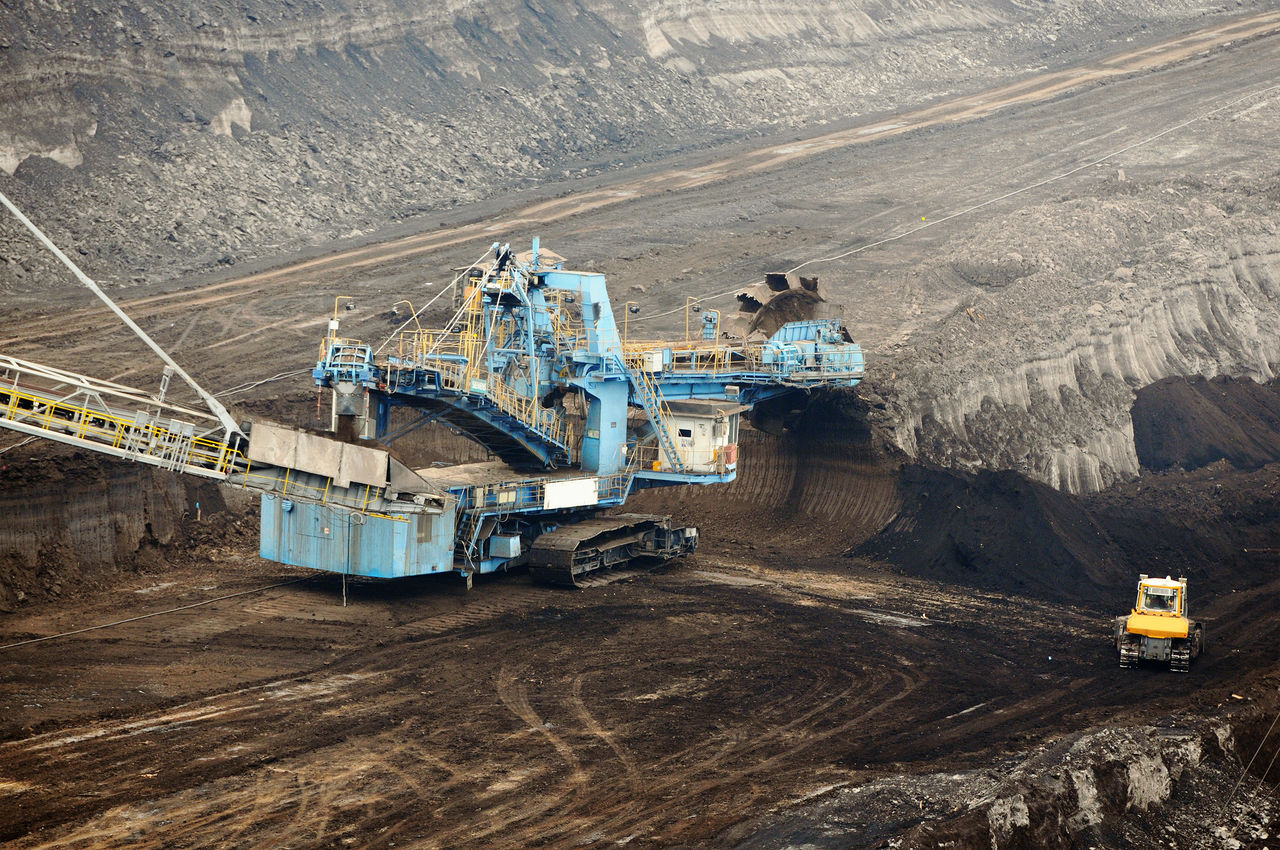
left=2, top=379, right=1279, bottom=849
left=3, top=7, right=1280, bottom=850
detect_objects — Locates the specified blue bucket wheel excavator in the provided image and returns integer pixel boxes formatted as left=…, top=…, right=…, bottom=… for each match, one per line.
left=0, top=186, right=865, bottom=591
left=303, top=238, right=865, bottom=587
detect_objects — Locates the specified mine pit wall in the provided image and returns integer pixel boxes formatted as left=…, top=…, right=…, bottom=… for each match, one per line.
left=0, top=455, right=243, bottom=608
left=886, top=238, right=1280, bottom=494
left=627, top=394, right=903, bottom=555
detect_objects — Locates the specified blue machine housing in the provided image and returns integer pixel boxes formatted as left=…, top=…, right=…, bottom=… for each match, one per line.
left=260, top=495, right=458, bottom=578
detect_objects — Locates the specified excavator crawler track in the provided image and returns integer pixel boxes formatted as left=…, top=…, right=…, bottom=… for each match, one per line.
left=528, top=513, right=696, bottom=587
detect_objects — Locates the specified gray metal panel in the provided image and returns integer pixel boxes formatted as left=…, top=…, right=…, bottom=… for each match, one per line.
left=246, top=422, right=300, bottom=468
left=332, top=439, right=387, bottom=489
left=296, top=430, right=346, bottom=482
left=247, top=422, right=389, bottom=488
left=390, top=458, right=441, bottom=496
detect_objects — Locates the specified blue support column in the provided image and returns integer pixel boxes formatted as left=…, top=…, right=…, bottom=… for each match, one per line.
left=581, top=379, right=629, bottom=474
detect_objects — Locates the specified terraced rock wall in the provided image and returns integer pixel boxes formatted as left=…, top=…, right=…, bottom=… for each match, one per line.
left=0, top=0, right=1243, bottom=288
left=873, top=178, right=1280, bottom=493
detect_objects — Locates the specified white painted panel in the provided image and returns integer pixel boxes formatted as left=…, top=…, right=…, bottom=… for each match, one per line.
left=543, top=477, right=599, bottom=510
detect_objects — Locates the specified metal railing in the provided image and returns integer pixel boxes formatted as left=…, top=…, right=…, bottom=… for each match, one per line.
left=453, top=463, right=640, bottom=560
left=0, top=356, right=429, bottom=522
left=1, top=360, right=238, bottom=478
left=387, top=350, right=575, bottom=460
left=629, top=442, right=735, bottom=475
left=486, top=372, right=574, bottom=455
left=622, top=338, right=863, bottom=382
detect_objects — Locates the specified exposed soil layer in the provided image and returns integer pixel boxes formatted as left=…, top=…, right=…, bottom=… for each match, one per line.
left=856, top=376, right=1280, bottom=606
left=853, top=464, right=1127, bottom=606
left=627, top=390, right=902, bottom=558
left=0, top=445, right=252, bottom=611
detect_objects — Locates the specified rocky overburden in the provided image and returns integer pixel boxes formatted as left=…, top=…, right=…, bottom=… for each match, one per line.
left=869, top=169, right=1280, bottom=492
left=0, top=0, right=1254, bottom=290
left=727, top=704, right=1280, bottom=849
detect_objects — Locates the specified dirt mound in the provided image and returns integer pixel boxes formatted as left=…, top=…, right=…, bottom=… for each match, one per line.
left=1133, top=376, right=1280, bottom=472
left=847, top=375, right=1280, bottom=608
left=851, top=465, right=1129, bottom=607
left=852, top=456, right=1280, bottom=611
left=1084, top=460, right=1280, bottom=600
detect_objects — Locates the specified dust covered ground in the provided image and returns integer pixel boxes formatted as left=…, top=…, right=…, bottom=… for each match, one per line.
left=3, top=8, right=1280, bottom=850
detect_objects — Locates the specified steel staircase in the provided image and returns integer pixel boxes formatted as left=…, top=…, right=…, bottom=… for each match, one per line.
left=623, top=362, right=686, bottom=474
left=408, top=361, right=575, bottom=468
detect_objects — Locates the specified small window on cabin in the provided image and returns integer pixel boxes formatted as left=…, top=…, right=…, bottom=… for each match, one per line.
left=1141, top=586, right=1177, bottom=612
left=678, top=428, right=692, bottom=438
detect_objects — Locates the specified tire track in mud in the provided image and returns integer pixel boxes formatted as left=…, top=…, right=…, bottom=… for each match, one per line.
left=495, top=665, right=588, bottom=787
left=411, top=581, right=926, bottom=849
left=452, top=657, right=921, bottom=847
left=569, top=673, right=642, bottom=796
left=0, top=563, right=1205, bottom=849
left=0, top=577, right=567, bottom=843
left=594, top=668, right=921, bottom=843
left=0, top=671, right=390, bottom=844
left=0, top=570, right=669, bottom=846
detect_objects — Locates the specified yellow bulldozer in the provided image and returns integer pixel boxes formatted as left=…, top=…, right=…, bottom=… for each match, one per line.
left=1114, top=575, right=1205, bottom=672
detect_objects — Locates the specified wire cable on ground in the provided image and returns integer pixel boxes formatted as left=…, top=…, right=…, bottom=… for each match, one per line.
left=0, top=436, right=37, bottom=455
left=1245, top=727, right=1280, bottom=809
left=626, top=81, right=1280, bottom=328
left=1220, top=698, right=1280, bottom=818
left=0, top=576, right=313, bottom=651
left=216, top=369, right=312, bottom=398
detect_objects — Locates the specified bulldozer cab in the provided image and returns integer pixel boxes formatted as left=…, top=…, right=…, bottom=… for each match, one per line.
left=1134, top=576, right=1183, bottom=616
